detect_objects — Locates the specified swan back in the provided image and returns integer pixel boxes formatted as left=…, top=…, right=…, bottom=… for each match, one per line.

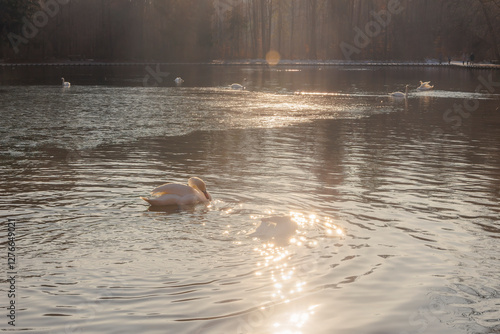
left=390, top=85, right=409, bottom=98
left=417, top=81, right=433, bottom=91
left=231, top=83, right=245, bottom=90
left=142, top=177, right=211, bottom=206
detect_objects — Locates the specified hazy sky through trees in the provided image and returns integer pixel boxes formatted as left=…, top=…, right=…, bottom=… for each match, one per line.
left=1, top=0, right=499, bottom=62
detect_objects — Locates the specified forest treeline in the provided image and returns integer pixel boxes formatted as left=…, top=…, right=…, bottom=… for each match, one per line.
left=1, top=0, right=499, bottom=62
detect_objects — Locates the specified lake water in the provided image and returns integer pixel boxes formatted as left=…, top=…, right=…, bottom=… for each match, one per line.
left=1, top=65, right=499, bottom=334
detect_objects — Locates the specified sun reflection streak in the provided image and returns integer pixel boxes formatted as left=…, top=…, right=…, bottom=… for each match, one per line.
left=271, top=305, right=320, bottom=334
left=249, top=212, right=344, bottom=334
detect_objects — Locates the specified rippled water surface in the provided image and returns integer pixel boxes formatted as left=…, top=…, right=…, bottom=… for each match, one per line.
left=1, top=65, right=500, bottom=334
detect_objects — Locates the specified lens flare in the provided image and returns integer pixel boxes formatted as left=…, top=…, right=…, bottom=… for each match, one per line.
left=266, top=50, right=281, bottom=66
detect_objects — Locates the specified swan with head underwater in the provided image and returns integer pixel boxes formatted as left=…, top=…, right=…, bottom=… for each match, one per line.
left=389, top=84, right=409, bottom=98
left=230, top=78, right=247, bottom=90
left=230, top=83, right=245, bottom=90
left=141, top=177, right=212, bottom=206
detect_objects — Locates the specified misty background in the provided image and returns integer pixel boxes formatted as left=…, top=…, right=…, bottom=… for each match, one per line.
left=1, top=0, right=499, bottom=62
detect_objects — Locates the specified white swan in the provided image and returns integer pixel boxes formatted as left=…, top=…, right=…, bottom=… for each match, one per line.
left=174, top=77, right=184, bottom=84
left=61, top=77, right=70, bottom=87
left=230, top=83, right=245, bottom=90
left=248, top=216, right=298, bottom=241
left=390, top=84, right=409, bottom=98
left=141, top=177, right=211, bottom=206
left=417, top=80, right=434, bottom=91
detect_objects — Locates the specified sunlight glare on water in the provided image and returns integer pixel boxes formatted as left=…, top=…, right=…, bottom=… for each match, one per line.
left=245, top=212, right=344, bottom=334
left=0, top=65, right=499, bottom=334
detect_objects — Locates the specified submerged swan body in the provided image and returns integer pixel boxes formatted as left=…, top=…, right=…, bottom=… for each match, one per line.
left=390, top=85, right=409, bottom=98
left=141, top=177, right=211, bottom=206
left=248, top=216, right=298, bottom=241
left=417, top=80, right=434, bottom=91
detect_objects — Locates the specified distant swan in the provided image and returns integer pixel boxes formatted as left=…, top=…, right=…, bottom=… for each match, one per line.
left=417, top=81, right=434, bottom=91
left=174, top=77, right=184, bottom=84
left=390, top=84, right=409, bottom=98
left=230, top=83, right=245, bottom=90
left=61, top=77, right=70, bottom=87
left=141, top=177, right=211, bottom=206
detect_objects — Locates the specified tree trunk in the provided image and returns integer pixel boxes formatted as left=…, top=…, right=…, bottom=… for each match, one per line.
left=290, top=1, right=295, bottom=58
left=478, top=0, right=500, bottom=60
left=260, top=0, right=266, bottom=57
left=308, top=0, right=317, bottom=59
left=277, top=0, right=282, bottom=55
left=251, top=0, right=259, bottom=58
left=267, top=0, right=272, bottom=53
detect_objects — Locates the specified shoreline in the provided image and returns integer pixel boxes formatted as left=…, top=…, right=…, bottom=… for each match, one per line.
left=1, top=60, right=499, bottom=70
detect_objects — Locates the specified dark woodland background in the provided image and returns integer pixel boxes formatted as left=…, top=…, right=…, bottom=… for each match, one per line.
left=1, top=0, right=499, bottom=62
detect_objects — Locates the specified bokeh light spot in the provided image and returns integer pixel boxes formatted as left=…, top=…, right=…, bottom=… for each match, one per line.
left=266, top=50, right=281, bottom=66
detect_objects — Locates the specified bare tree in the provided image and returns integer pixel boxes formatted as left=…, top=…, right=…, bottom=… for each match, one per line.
left=478, top=0, right=500, bottom=59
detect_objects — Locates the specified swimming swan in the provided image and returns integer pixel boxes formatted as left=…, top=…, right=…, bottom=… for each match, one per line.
left=174, top=77, right=184, bottom=84
left=417, top=81, right=434, bottom=91
left=141, top=177, right=212, bottom=206
left=61, top=78, right=70, bottom=87
left=230, top=83, right=245, bottom=90
left=390, top=85, right=409, bottom=98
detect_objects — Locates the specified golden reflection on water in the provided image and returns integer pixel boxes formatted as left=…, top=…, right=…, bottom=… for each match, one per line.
left=251, top=212, right=344, bottom=333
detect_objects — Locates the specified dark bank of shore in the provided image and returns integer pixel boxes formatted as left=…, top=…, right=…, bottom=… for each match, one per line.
left=1, top=59, right=499, bottom=69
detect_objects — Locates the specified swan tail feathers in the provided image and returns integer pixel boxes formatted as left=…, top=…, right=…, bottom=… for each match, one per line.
left=141, top=196, right=166, bottom=206
left=141, top=196, right=153, bottom=204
